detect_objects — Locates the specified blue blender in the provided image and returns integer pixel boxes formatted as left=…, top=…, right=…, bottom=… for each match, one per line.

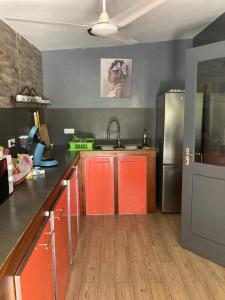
left=28, top=126, right=58, bottom=167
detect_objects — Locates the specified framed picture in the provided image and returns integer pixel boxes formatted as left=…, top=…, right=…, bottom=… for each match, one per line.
left=100, top=58, right=132, bottom=98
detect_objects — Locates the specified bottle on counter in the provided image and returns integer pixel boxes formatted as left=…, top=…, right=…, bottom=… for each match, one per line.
left=143, top=128, right=147, bottom=147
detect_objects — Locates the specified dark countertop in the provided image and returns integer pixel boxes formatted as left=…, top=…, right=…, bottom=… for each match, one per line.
left=0, top=146, right=79, bottom=269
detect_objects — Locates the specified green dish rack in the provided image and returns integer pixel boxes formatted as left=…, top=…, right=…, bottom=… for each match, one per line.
left=69, top=138, right=95, bottom=151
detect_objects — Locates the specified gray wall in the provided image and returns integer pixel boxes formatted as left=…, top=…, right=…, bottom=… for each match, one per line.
left=46, top=108, right=154, bottom=146
left=43, top=39, right=192, bottom=146
left=0, top=108, right=44, bottom=146
left=42, top=39, right=192, bottom=109
left=0, top=20, right=43, bottom=108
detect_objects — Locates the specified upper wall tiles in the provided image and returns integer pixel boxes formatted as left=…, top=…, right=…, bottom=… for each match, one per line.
left=0, top=20, right=43, bottom=108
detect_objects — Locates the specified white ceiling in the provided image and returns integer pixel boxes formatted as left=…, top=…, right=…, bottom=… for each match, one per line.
left=0, top=0, right=225, bottom=51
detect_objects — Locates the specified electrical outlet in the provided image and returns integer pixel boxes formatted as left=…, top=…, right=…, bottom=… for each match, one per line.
left=8, top=138, right=16, bottom=148
left=64, top=128, right=75, bottom=134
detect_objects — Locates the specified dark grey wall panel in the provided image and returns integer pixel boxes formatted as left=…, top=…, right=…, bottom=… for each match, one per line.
left=0, top=108, right=45, bottom=146
left=42, top=39, right=192, bottom=109
left=193, top=13, right=225, bottom=47
left=46, top=108, right=155, bottom=146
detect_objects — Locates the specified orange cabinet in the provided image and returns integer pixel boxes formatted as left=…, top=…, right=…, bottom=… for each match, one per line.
left=118, top=156, right=147, bottom=214
left=85, top=157, right=114, bottom=215
left=50, top=186, right=70, bottom=300
left=15, top=220, right=55, bottom=300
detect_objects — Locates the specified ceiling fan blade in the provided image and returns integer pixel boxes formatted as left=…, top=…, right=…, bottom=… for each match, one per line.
left=111, top=0, right=167, bottom=28
left=4, top=17, right=89, bottom=27
left=108, top=31, right=138, bottom=44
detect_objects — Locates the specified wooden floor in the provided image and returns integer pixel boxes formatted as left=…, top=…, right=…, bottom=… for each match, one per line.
left=66, top=212, right=225, bottom=300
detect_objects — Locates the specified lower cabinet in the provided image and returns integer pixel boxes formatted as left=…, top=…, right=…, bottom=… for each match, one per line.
left=50, top=186, right=70, bottom=300
left=84, top=155, right=148, bottom=215
left=15, top=220, right=55, bottom=300
left=14, top=163, right=82, bottom=300
left=85, top=157, right=115, bottom=215
left=118, top=156, right=147, bottom=214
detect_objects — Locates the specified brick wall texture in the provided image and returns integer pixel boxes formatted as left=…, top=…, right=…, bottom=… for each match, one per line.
left=0, top=20, right=43, bottom=107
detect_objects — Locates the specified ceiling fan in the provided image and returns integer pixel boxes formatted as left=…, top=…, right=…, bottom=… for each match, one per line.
left=4, top=0, right=167, bottom=44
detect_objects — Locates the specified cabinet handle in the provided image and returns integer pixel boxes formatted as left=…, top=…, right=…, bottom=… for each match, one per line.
left=54, top=208, right=64, bottom=220
left=38, top=230, right=54, bottom=250
left=62, top=180, right=68, bottom=186
left=120, top=160, right=135, bottom=163
left=67, top=166, right=79, bottom=180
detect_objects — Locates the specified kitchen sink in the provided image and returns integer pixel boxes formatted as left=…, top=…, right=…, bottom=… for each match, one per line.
left=124, top=145, right=138, bottom=150
left=94, top=139, right=144, bottom=151
left=95, top=144, right=142, bottom=151
left=97, top=145, right=125, bottom=151
left=100, top=145, right=114, bottom=150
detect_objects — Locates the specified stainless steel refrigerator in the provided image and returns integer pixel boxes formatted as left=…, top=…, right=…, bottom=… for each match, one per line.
left=156, top=91, right=185, bottom=212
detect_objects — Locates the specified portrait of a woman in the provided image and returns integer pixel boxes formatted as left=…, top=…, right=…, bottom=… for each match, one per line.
left=100, top=58, right=132, bottom=98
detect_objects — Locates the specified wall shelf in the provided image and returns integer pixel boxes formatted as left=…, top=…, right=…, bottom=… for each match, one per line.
left=11, top=86, right=51, bottom=108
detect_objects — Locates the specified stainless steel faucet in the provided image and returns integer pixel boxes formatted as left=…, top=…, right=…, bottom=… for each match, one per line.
left=106, top=117, right=121, bottom=147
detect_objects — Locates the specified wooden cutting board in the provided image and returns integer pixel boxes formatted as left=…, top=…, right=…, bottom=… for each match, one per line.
left=39, top=124, right=51, bottom=148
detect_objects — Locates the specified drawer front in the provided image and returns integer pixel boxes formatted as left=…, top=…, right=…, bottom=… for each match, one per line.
left=15, top=220, right=55, bottom=300
left=51, top=187, right=70, bottom=300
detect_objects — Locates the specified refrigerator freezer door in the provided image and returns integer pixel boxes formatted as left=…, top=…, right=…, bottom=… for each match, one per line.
left=156, top=95, right=165, bottom=166
left=161, top=165, right=182, bottom=212
left=163, top=93, right=185, bottom=164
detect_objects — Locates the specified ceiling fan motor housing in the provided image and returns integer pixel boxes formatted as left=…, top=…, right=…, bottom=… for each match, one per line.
left=91, top=11, right=118, bottom=36
left=91, top=22, right=118, bottom=36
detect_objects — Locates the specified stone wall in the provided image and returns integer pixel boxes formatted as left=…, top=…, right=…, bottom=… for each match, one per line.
left=0, top=20, right=43, bottom=107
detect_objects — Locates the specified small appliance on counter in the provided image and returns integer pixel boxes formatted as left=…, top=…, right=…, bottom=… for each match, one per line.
left=0, top=157, right=13, bottom=204
left=29, top=111, right=58, bottom=167
left=4, top=155, right=14, bottom=194
left=33, top=142, right=58, bottom=167
left=28, top=126, right=58, bottom=167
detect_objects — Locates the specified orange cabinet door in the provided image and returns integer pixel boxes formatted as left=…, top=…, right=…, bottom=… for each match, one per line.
left=15, top=220, right=55, bottom=300
left=85, top=157, right=114, bottom=215
left=118, top=156, right=147, bottom=214
left=51, top=187, right=70, bottom=300
left=68, top=168, right=79, bottom=262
